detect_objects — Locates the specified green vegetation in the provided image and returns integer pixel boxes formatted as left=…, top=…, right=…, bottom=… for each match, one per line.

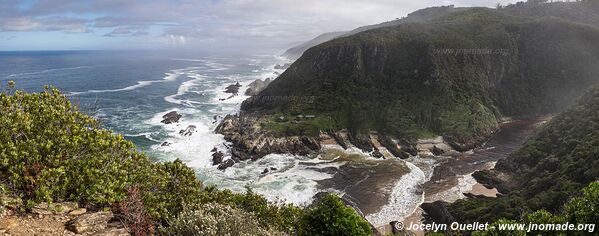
left=298, top=193, right=372, bottom=236
left=449, top=85, right=599, bottom=223
left=472, top=181, right=599, bottom=236
left=0, top=85, right=372, bottom=235
left=243, top=7, right=599, bottom=144
left=261, top=114, right=339, bottom=136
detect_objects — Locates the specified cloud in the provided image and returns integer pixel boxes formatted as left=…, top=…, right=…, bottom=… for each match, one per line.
left=0, top=0, right=519, bottom=49
left=103, top=26, right=148, bottom=37
left=0, top=16, right=90, bottom=33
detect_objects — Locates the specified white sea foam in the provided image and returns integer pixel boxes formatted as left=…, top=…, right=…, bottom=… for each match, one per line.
left=148, top=55, right=336, bottom=206
left=6, top=65, right=106, bottom=78
left=365, top=161, right=427, bottom=227
left=70, top=70, right=185, bottom=95
left=164, top=74, right=205, bottom=105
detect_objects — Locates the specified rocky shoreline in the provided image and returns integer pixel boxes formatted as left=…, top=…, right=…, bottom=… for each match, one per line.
left=212, top=113, right=467, bottom=170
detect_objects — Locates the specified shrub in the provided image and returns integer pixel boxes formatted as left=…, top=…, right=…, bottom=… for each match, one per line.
left=0, top=86, right=203, bottom=222
left=229, top=188, right=303, bottom=234
left=159, top=202, right=285, bottom=236
left=299, top=193, right=371, bottom=236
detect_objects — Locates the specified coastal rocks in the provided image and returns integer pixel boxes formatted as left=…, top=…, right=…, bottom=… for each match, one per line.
left=215, top=114, right=322, bottom=168
left=349, top=133, right=374, bottom=152
left=179, top=125, right=197, bottom=136
left=161, top=111, right=182, bottom=124
left=421, top=201, right=455, bottom=225
left=212, top=151, right=224, bottom=165
left=416, top=136, right=458, bottom=156
left=471, top=169, right=514, bottom=194
left=217, top=159, right=235, bottom=170
left=65, top=211, right=113, bottom=234
left=274, top=63, right=291, bottom=70
left=245, top=78, right=272, bottom=96
left=224, top=82, right=242, bottom=95
left=378, top=135, right=410, bottom=159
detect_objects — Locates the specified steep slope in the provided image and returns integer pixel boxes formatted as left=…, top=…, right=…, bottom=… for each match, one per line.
left=282, top=5, right=464, bottom=60
left=500, top=0, right=599, bottom=27
left=282, top=31, right=348, bottom=60
left=243, top=8, right=599, bottom=149
left=446, top=84, right=599, bottom=223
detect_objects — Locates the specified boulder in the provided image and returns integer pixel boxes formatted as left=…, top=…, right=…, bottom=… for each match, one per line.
left=212, top=151, right=224, bottom=165
left=432, top=145, right=445, bottom=156
left=261, top=168, right=269, bottom=174
left=421, top=201, right=455, bottom=225
left=161, top=111, right=182, bottom=124
left=379, top=136, right=410, bottom=159
left=224, top=82, right=242, bottom=94
left=217, top=159, right=235, bottom=170
left=349, top=133, right=373, bottom=152
left=65, top=211, right=113, bottom=234
left=179, top=125, right=197, bottom=136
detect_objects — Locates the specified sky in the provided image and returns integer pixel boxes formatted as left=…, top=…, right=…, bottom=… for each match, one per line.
left=0, top=0, right=518, bottom=52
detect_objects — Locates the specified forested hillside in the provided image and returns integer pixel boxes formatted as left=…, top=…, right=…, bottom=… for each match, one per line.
left=448, top=84, right=599, bottom=223
left=244, top=8, right=599, bottom=147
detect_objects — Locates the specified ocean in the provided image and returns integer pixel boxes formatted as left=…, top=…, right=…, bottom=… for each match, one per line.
left=0, top=50, right=436, bottom=227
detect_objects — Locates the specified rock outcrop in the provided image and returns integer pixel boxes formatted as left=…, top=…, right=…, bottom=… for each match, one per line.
left=161, top=111, right=182, bottom=124
left=214, top=114, right=440, bottom=169
left=179, top=125, right=197, bottom=136
left=224, top=82, right=242, bottom=95
left=65, top=211, right=114, bottom=234
left=245, top=78, right=272, bottom=96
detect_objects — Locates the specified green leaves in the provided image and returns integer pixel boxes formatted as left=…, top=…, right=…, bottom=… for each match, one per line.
left=299, top=194, right=371, bottom=236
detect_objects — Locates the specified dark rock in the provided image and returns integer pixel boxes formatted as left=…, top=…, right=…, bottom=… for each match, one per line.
left=432, top=145, right=445, bottom=156
left=379, top=135, right=409, bottom=159
left=224, top=82, right=242, bottom=94
left=210, top=147, right=217, bottom=152
left=161, top=142, right=171, bottom=147
left=372, top=149, right=384, bottom=158
left=217, top=159, right=235, bottom=170
left=231, top=148, right=252, bottom=161
left=179, top=125, right=197, bottom=136
left=421, top=201, right=455, bottom=225
left=349, top=133, right=373, bottom=152
left=270, top=167, right=277, bottom=171
left=161, top=111, right=182, bottom=124
left=261, top=168, right=269, bottom=174
left=212, top=151, right=224, bottom=165
left=463, top=192, right=492, bottom=199
left=330, top=131, right=348, bottom=149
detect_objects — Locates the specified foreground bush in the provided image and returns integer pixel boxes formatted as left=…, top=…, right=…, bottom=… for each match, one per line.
left=299, top=193, right=371, bottom=236
left=160, top=203, right=285, bottom=236
left=0, top=86, right=201, bottom=221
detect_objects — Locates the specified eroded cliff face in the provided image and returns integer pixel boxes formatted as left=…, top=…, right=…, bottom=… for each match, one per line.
left=214, top=114, right=458, bottom=169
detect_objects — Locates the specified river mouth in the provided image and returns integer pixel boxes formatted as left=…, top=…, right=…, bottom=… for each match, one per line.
left=315, top=148, right=411, bottom=216
left=422, top=119, right=545, bottom=202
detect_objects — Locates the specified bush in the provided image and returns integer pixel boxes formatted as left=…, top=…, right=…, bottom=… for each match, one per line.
left=159, top=203, right=285, bottom=236
left=229, top=188, right=304, bottom=234
left=0, top=86, right=203, bottom=222
left=299, top=194, right=371, bottom=236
